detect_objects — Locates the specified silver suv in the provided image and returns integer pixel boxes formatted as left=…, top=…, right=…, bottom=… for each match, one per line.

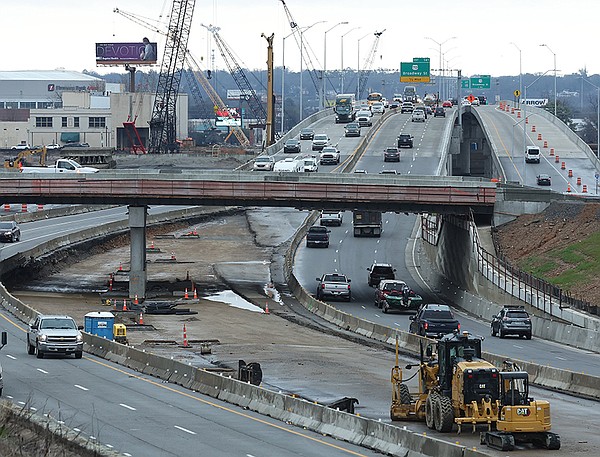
left=27, top=315, right=84, bottom=359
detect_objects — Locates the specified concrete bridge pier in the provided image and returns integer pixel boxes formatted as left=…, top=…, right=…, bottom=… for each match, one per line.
left=128, top=205, right=147, bottom=300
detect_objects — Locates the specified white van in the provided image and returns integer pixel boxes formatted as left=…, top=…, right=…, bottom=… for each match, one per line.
left=525, top=146, right=540, bottom=163
left=273, top=157, right=302, bottom=172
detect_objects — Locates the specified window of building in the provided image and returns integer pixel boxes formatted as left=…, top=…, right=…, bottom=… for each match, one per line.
left=20, top=102, right=36, bottom=109
left=35, top=117, right=53, bottom=128
left=37, top=101, right=54, bottom=109
left=62, top=117, right=68, bottom=128
left=74, top=117, right=80, bottom=128
left=6, top=102, right=18, bottom=109
left=88, top=117, right=106, bottom=128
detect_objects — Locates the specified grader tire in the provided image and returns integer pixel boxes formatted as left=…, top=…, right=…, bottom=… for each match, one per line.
left=425, top=394, right=436, bottom=429
left=435, top=395, right=454, bottom=433
left=399, top=383, right=411, bottom=404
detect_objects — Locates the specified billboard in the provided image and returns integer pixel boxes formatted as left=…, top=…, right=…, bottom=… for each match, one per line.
left=227, top=89, right=255, bottom=101
left=96, top=40, right=158, bottom=65
left=215, top=108, right=241, bottom=127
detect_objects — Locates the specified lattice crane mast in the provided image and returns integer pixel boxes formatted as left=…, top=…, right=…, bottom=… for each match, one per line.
left=358, top=30, right=385, bottom=100
left=148, top=0, right=196, bottom=153
left=279, top=0, right=322, bottom=95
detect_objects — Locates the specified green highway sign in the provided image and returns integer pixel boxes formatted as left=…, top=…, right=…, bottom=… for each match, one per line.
left=400, top=60, right=430, bottom=83
left=470, top=75, right=491, bottom=89
left=461, top=79, right=470, bottom=89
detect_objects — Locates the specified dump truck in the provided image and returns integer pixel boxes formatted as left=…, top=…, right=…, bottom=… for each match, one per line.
left=352, top=210, right=382, bottom=237
left=390, top=332, right=560, bottom=451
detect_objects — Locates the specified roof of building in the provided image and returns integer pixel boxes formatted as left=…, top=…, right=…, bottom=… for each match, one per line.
left=0, top=70, right=102, bottom=82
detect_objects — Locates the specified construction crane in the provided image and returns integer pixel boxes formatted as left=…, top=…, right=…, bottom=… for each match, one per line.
left=114, top=7, right=251, bottom=148
left=148, top=0, right=196, bottom=153
left=358, top=30, right=385, bottom=100
left=279, top=0, right=322, bottom=95
left=200, top=24, right=268, bottom=130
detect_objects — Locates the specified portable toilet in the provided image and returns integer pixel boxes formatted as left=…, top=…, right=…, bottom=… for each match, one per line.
left=84, top=311, right=115, bottom=340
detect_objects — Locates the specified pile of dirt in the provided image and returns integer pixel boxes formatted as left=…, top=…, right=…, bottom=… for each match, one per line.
left=494, top=201, right=600, bottom=304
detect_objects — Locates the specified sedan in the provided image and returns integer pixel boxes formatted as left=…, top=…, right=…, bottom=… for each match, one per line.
left=536, top=174, right=552, bottom=186
left=299, top=128, right=315, bottom=140
left=442, top=100, right=453, bottom=108
left=434, top=107, right=446, bottom=117
left=383, top=147, right=400, bottom=162
left=344, top=123, right=361, bottom=137
left=283, top=138, right=301, bottom=153
left=0, top=221, right=21, bottom=242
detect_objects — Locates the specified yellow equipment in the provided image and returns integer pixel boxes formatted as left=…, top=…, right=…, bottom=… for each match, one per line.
left=4, top=146, right=47, bottom=170
left=113, top=323, right=128, bottom=345
left=391, top=332, right=560, bottom=451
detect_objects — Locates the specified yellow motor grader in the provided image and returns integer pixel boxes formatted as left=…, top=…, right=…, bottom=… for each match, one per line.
left=391, top=331, right=560, bottom=451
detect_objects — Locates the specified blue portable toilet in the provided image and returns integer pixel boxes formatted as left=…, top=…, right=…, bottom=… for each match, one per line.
left=84, top=312, right=115, bottom=340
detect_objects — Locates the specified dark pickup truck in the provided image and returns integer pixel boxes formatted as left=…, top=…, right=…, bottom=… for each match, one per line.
left=306, top=226, right=330, bottom=248
left=409, top=304, right=460, bottom=338
left=397, top=133, right=414, bottom=148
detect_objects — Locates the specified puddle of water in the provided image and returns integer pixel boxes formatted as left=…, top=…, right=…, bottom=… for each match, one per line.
left=204, top=290, right=264, bottom=313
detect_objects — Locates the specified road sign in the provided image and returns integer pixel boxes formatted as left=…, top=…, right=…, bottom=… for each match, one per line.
left=514, top=89, right=521, bottom=98
left=400, top=61, right=430, bottom=83
left=470, top=75, right=491, bottom=89
left=413, top=57, right=430, bottom=63
left=461, top=79, right=470, bottom=89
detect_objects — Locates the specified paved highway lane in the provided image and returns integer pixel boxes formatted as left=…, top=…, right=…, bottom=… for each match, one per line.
left=0, top=310, right=385, bottom=457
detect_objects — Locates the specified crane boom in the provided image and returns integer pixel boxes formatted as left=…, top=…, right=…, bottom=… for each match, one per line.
left=358, top=30, right=385, bottom=100
left=148, top=0, right=196, bottom=153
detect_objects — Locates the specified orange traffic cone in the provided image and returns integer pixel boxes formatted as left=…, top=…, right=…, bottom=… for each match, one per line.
left=567, top=184, right=572, bottom=193
left=583, top=185, right=588, bottom=193
left=265, top=302, right=270, bottom=314
left=113, top=299, right=117, bottom=310
left=183, top=324, right=189, bottom=347
left=119, top=262, right=123, bottom=271
left=123, top=299, right=128, bottom=311
left=171, top=251, right=176, bottom=261
left=139, top=312, right=144, bottom=325
left=184, top=288, right=189, bottom=299
left=193, top=227, right=198, bottom=236
left=134, top=294, right=139, bottom=305
left=193, top=288, right=198, bottom=299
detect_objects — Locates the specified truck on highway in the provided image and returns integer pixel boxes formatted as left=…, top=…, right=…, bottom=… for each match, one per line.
left=273, top=157, right=302, bottom=172
left=353, top=210, right=382, bottom=237
left=315, top=273, right=351, bottom=301
left=334, top=94, right=356, bottom=123
left=20, top=158, right=99, bottom=174
left=525, top=146, right=541, bottom=164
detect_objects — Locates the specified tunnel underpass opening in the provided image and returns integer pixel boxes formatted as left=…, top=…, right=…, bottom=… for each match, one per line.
left=451, top=109, right=495, bottom=179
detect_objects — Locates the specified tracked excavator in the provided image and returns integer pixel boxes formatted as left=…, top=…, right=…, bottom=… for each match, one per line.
left=390, top=331, right=560, bottom=451
left=4, top=146, right=47, bottom=170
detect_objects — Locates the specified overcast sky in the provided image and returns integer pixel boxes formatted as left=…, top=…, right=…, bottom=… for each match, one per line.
left=3, top=0, right=598, bottom=79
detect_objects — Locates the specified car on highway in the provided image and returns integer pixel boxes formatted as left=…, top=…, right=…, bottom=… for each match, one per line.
left=383, top=147, right=400, bottom=162
left=367, top=262, right=396, bottom=287
left=442, top=100, right=453, bottom=108
left=299, top=128, right=315, bottom=140
left=397, top=133, right=414, bottom=148
left=315, top=273, right=351, bottom=301
left=27, top=314, right=84, bottom=359
left=320, top=210, right=343, bottom=227
left=253, top=156, right=275, bottom=171
left=306, top=225, right=330, bottom=248
left=284, top=138, right=301, bottom=153
left=536, top=174, right=551, bottom=186
left=412, top=110, right=426, bottom=122
left=46, top=143, right=62, bottom=150
left=356, top=109, right=372, bottom=118
left=10, top=143, right=31, bottom=150
left=319, top=146, right=340, bottom=165
left=302, top=156, right=319, bottom=172
left=0, top=221, right=21, bottom=243
left=434, top=107, right=446, bottom=117
left=374, top=280, right=423, bottom=313
left=311, top=134, right=330, bottom=151
left=371, top=102, right=385, bottom=114
left=409, top=304, right=460, bottom=338
left=400, top=102, right=414, bottom=113
left=491, top=305, right=532, bottom=339
left=471, top=97, right=480, bottom=106
left=461, top=99, right=471, bottom=107
left=356, top=115, right=373, bottom=127
left=389, top=101, right=400, bottom=109
left=344, top=123, right=361, bottom=137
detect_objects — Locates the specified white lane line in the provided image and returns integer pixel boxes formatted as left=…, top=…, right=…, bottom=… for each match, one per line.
left=106, top=444, right=114, bottom=449
left=513, top=345, right=523, bottom=349
left=73, top=428, right=81, bottom=432
left=120, top=403, right=137, bottom=411
left=124, top=453, right=133, bottom=457
left=374, top=250, right=378, bottom=254
left=37, top=368, right=48, bottom=374
left=374, top=314, right=381, bottom=318
left=174, top=425, right=197, bottom=435
left=6, top=354, right=16, bottom=360
left=338, top=240, right=342, bottom=244
left=556, top=356, right=566, bottom=360
left=17, top=401, right=26, bottom=406
left=361, top=305, right=366, bottom=310
left=335, top=249, right=339, bottom=253
left=74, top=384, right=89, bottom=391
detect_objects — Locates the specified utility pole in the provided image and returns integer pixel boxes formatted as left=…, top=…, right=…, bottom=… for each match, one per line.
left=262, top=33, right=275, bottom=147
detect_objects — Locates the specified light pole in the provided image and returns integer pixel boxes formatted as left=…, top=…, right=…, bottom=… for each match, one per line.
left=299, top=20, right=326, bottom=121
left=425, top=36, right=456, bottom=104
left=281, top=31, right=294, bottom=134
left=322, top=21, right=347, bottom=109
left=440, top=47, right=457, bottom=101
left=356, top=32, right=370, bottom=99
left=539, top=43, right=557, bottom=117
left=510, top=42, right=522, bottom=107
left=581, top=77, right=600, bottom=158
left=340, top=27, right=360, bottom=93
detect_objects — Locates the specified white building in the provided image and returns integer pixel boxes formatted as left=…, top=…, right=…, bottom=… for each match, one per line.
left=0, top=70, right=188, bottom=150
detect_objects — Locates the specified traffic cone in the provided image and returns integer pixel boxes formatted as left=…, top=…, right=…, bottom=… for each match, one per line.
left=150, top=240, right=155, bottom=249
left=37, top=203, right=44, bottom=211
left=543, top=140, right=548, bottom=148
left=193, top=227, right=198, bottom=236
left=183, top=324, right=189, bottom=347
left=265, top=302, right=270, bottom=314
left=109, top=277, right=113, bottom=292
left=113, top=299, right=117, bottom=310
left=123, top=299, right=128, bottom=311
left=577, top=177, right=582, bottom=186
left=134, top=294, right=139, bottom=305
left=21, top=203, right=27, bottom=212
left=568, top=169, right=573, bottom=178
left=537, top=133, right=542, bottom=140
left=3, top=203, right=9, bottom=212
left=561, top=162, right=566, bottom=170
left=193, top=288, right=198, bottom=299
left=532, top=125, right=536, bottom=132
left=119, top=262, right=123, bottom=271
left=550, top=148, right=554, bottom=156
left=583, top=185, right=588, bottom=193
left=171, top=251, right=176, bottom=261
left=184, top=288, right=189, bottom=299
left=567, top=184, right=572, bottom=193
left=555, top=155, right=560, bottom=163
left=139, top=312, right=144, bottom=325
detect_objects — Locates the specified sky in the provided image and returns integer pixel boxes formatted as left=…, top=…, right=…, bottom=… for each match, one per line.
left=2, top=0, right=599, bottom=79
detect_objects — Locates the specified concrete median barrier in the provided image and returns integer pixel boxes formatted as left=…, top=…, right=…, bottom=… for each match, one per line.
left=318, top=407, right=368, bottom=445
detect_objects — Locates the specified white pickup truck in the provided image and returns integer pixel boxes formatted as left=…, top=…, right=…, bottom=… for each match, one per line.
left=20, top=158, right=99, bottom=174
left=316, top=273, right=352, bottom=301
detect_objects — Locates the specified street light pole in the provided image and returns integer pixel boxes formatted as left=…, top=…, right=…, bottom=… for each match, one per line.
left=299, top=21, right=326, bottom=122
left=357, top=32, right=370, bottom=99
left=340, top=27, right=360, bottom=93
left=540, top=44, right=557, bottom=117
left=425, top=36, right=456, bottom=104
left=322, top=21, right=347, bottom=109
left=510, top=42, right=522, bottom=108
left=581, top=77, right=600, bottom=158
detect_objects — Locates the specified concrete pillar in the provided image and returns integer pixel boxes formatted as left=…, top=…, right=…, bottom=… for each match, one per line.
left=128, top=205, right=147, bottom=299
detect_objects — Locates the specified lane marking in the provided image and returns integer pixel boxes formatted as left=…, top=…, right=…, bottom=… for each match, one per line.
left=513, top=345, right=523, bottom=349
left=120, top=403, right=137, bottom=411
left=556, top=356, right=566, bottom=361
left=74, top=384, right=89, bottom=391
left=6, top=354, right=16, bottom=360
left=37, top=368, right=48, bottom=374
left=174, top=425, right=197, bottom=435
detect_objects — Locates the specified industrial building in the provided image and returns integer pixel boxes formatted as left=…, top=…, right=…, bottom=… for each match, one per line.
left=0, top=70, right=188, bottom=150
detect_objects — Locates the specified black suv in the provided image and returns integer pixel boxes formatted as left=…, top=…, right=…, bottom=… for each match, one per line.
left=367, top=263, right=396, bottom=287
left=0, top=221, right=21, bottom=242
left=491, top=305, right=532, bottom=339
left=434, top=107, right=445, bottom=117
left=383, top=147, right=400, bottom=162
left=397, top=133, right=413, bottom=148
left=409, top=304, right=460, bottom=338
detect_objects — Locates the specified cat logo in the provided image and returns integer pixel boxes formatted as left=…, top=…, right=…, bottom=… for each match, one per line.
left=516, top=408, right=531, bottom=416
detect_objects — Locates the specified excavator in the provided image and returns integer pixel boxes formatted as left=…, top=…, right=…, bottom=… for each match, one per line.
left=391, top=331, right=560, bottom=451
left=4, top=146, right=47, bottom=170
